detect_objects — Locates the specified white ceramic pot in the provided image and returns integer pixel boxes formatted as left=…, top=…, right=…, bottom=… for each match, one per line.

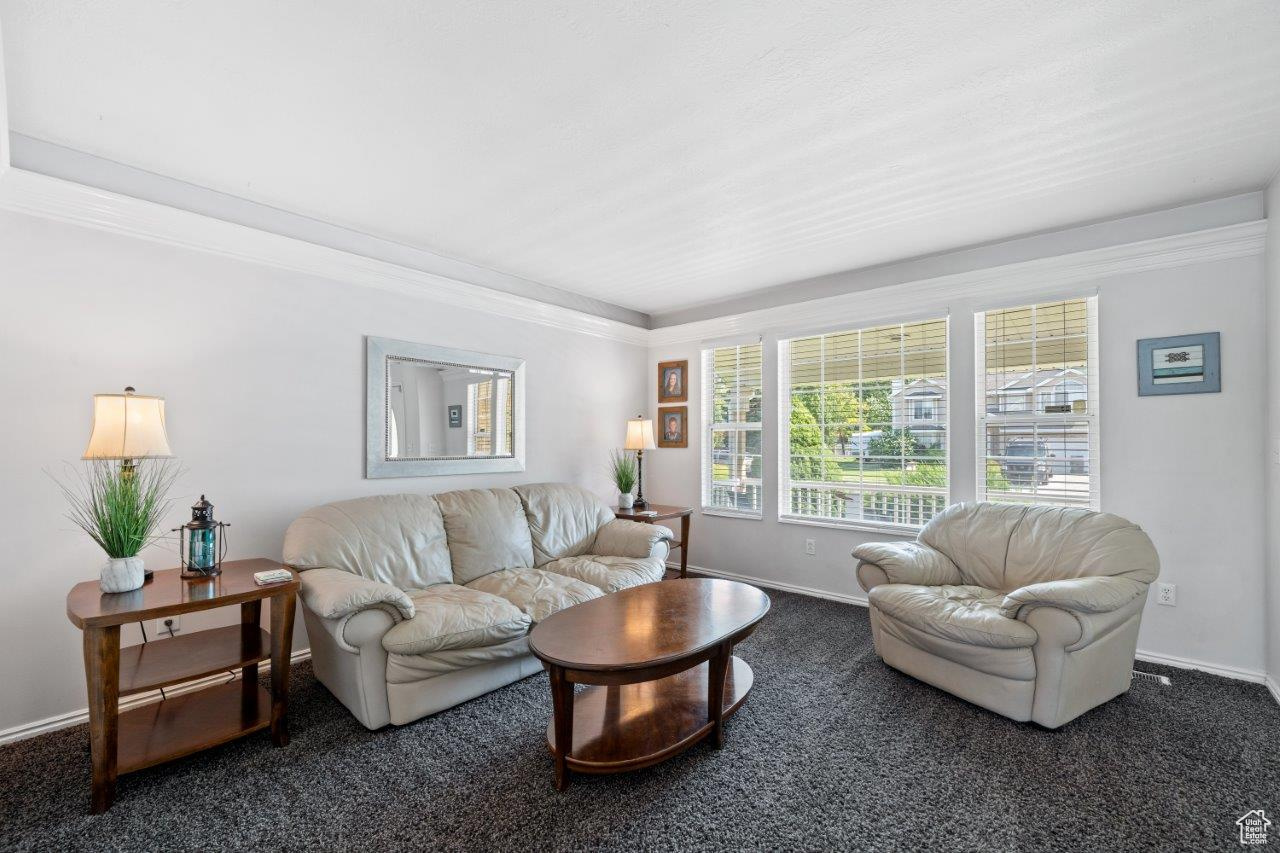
left=100, top=556, right=146, bottom=593
left=618, top=492, right=635, bottom=509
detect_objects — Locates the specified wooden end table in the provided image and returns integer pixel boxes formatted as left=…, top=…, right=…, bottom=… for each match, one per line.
left=65, top=558, right=298, bottom=814
left=612, top=503, right=692, bottom=577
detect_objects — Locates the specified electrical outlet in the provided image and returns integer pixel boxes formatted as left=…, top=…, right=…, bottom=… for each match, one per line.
left=804, top=538, right=816, bottom=556
left=1156, top=583, right=1176, bottom=607
left=153, top=615, right=181, bottom=638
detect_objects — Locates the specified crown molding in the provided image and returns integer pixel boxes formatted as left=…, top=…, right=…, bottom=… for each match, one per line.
left=0, top=167, right=652, bottom=346
left=648, top=219, right=1267, bottom=347
left=0, top=166, right=1263, bottom=352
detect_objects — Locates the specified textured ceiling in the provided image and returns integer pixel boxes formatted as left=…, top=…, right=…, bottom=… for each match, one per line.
left=3, top=1, right=1280, bottom=316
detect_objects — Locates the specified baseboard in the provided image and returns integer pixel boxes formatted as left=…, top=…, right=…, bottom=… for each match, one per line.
left=674, top=562, right=1278, bottom=701
left=1131, top=649, right=1268, bottom=685
left=0, top=648, right=311, bottom=746
left=670, top=562, right=869, bottom=608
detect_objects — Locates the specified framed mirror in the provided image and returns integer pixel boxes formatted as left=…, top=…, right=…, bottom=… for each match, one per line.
left=366, top=336, right=526, bottom=478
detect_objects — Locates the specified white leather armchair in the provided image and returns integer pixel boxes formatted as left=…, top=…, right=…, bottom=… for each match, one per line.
left=853, top=502, right=1160, bottom=728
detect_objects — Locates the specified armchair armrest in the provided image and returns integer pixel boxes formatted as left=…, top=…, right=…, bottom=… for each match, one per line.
left=851, top=541, right=962, bottom=590
left=998, top=576, right=1148, bottom=620
left=593, top=519, right=673, bottom=559
left=296, top=567, right=415, bottom=621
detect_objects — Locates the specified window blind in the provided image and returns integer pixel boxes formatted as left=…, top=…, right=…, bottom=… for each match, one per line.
left=976, top=297, right=1099, bottom=509
left=779, top=318, right=949, bottom=531
left=701, top=342, right=763, bottom=517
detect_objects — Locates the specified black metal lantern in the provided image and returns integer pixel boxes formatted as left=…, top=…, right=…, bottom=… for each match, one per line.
left=175, top=495, right=230, bottom=579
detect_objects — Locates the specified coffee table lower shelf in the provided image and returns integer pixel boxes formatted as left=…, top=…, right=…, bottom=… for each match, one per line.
left=546, top=656, right=753, bottom=773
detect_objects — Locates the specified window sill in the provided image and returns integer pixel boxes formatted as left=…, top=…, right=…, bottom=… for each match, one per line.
left=777, top=515, right=920, bottom=538
left=700, top=508, right=762, bottom=521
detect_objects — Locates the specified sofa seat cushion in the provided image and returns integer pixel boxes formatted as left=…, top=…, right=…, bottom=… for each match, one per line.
left=466, top=569, right=602, bottom=623
left=381, top=585, right=530, bottom=655
left=869, top=584, right=1038, bottom=649
left=542, top=554, right=665, bottom=593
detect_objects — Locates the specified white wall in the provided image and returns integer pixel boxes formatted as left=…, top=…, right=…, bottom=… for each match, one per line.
left=0, top=210, right=646, bottom=735
left=1265, top=176, right=1280, bottom=692
left=648, top=244, right=1269, bottom=678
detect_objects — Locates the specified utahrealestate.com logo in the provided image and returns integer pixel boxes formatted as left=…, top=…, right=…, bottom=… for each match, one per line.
left=1237, top=810, right=1271, bottom=846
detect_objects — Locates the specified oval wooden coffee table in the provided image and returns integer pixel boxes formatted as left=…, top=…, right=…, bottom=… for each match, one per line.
left=528, top=578, right=770, bottom=790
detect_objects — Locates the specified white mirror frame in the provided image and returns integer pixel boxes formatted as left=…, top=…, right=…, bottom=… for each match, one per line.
left=366, top=335, right=526, bottom=478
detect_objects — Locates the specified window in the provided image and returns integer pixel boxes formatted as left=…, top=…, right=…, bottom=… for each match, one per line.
left=702, top=342, right=763, bottom=516
left=909, top=393, right=939, bottom=421
left=779, top=318, right=949, bottom=531
left=467, top=373, right=512, bottom=456
left=977, top=297, right=1098, bottom=508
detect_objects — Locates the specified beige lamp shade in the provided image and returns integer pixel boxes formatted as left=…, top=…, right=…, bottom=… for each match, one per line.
left=83, top=389, right=173, bottom=460
left=624, top=416, right=656, bottom=451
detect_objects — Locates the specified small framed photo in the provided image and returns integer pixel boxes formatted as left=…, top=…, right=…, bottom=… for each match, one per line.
left=448, top=404, right=463, bottom=427
left=1137, top=332, right=1220, bottom=396
left=658, top=360, right=688, bottom=403
left=657, top=406, right=688, bottom=448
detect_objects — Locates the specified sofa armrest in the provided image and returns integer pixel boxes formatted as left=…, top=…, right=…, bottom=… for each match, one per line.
left=297, top=567, right=415, bottom=621
left=851, top=541, right=963, bottom=591
left=999, top=576, right=1148, bottom=619
left=593, top=518, right=673, bottom=559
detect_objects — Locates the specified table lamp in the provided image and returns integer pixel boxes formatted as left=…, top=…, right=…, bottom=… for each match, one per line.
left=83, top=386, right=173, bottom=580
left=624, top=415, right=656, bottom=508
left=83, top=386, right=173, bottom=476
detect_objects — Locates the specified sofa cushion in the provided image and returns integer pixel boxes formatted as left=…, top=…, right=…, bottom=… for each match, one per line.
left=873, top=607, right=1037, bottom=681
left=434, top=488, right=535, bottom=584
left=868, top=584, right=1038, bottom=649
left=381, top=584, right=530, bottom=655
left=283, top=494, right=452, bottom=589
left=542, top=554, right=665, bottom=593
left=514, top=483, right=613, bottom=566
left=1005, top=505, right=1159, bottom=588
left=466, top=568, right=602, bottom=623
left=919, top=502, right=1030, bottom=590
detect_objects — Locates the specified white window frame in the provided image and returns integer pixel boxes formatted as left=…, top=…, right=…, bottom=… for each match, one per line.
left=700, top=342, right=764, bottom=519
left=974, top=295, right=1100, bottom=510
left=776, top=317, right=951, bottom=535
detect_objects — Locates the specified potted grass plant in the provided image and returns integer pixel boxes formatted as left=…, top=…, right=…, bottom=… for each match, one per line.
left=609, top=448, right=638, bottom=509
left=54, top=459, right=180, bottom=592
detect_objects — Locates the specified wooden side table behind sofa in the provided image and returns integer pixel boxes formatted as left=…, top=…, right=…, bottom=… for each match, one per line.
left=65, top=558, right=298, bottom=813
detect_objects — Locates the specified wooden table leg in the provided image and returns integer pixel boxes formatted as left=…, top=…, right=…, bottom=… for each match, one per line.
left=680, top=514, right=690, bottom=578
left=549, top=665, right=574, bottom=791
left=269, top=590, right=296, bottom=747
left=707, top=642, right=730, bottom=748
left=241, top=600, right=262, bottom=704
left=83, top=625, right=120, bottom=814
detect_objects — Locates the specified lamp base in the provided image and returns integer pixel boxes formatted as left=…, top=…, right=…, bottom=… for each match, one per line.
left=143, top=569, right=154, bottom=583
left=632, top=498, right=648, bottom=509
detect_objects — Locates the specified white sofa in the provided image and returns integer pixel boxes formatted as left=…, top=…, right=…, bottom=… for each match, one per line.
left=853, top=502, right=1160, bottom=729
left=283, top=483, right=671, bottom=728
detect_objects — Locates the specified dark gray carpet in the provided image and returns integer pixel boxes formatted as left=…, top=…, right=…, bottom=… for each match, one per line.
left=2, top=590, right=1277, bottom=852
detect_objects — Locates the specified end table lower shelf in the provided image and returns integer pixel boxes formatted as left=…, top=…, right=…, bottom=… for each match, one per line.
left=117, top=682, right=274, bottom=774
